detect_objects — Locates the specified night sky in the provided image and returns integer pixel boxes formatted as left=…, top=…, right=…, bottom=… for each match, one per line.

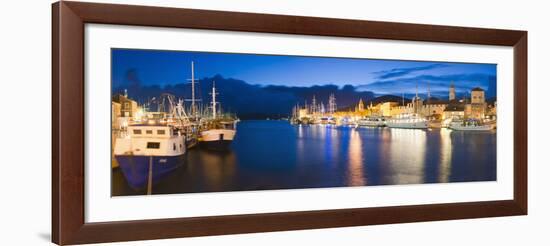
left=112, top=48, right=496, bottom=99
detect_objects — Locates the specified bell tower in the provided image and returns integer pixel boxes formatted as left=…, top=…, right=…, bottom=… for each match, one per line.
left=449, top=82, right=456, bottom=101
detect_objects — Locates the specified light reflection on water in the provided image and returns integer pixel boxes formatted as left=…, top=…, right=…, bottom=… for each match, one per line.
left=387, top=129, right=427, bottom=185
left=112, top=120, right=497, bottom=195
left=439, top=128, right=452, bottom=183
left=348, top=129, right=365, bottom=186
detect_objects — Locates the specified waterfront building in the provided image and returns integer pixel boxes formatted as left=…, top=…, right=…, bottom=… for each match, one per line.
left=487, top=101, right=497, bottom=120
left=111, top=101, right=122, bottom=169
left=112, top=101, right=121, bottom=129
left=113, top=90, right=139, bottom=118
left=443, top=103, right=465, bottom=120
left=464, top=87, right=487, bottom=120
left=379, top=102, right=399, bottom=117
left=423, top=100, right=448, bottom=120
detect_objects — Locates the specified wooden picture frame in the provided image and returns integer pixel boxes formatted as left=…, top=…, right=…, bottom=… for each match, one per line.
left=52, top=1, right=527, bottom=245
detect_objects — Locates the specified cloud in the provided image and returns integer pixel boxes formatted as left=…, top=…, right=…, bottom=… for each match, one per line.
left=374, top=64, right=447, bottom=80
left=359, top=73, right=496, bottom=98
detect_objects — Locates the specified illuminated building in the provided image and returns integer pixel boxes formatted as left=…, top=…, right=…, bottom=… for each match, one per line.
left=465, top=87, right=487, bottom=119
left=112, top=90, right=139, bottom=117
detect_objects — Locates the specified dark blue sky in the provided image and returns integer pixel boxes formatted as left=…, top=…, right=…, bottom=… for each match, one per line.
left=112, top=48, right=496, bottom=98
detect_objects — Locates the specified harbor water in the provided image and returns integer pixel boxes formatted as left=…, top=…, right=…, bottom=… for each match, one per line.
left=112, top=120, right=496, bottom=196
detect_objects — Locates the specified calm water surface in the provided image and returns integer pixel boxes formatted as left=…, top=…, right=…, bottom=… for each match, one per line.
left=112, top=120, right=496, bottom=196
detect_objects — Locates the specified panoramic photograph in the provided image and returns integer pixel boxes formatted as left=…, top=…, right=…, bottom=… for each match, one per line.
left=111, top=48, right=497, bottom=196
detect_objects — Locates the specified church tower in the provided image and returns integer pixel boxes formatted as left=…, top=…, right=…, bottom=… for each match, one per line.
left=449, top=82, right=456, bottom=101
left=357, top=98, right=365, bottom=112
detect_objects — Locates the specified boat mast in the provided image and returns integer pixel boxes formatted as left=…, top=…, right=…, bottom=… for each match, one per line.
left=191, top=61, right=196, bottom=116
left=312, top=95, right=317, bottom=114
left=328, top=93, right=336, bottom=114
left=186, top=61, right=202, bottom=119
left=211, top=81, right=218, bottom=119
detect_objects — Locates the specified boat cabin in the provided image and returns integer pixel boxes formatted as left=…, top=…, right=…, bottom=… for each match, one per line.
left=128, top=124, right=180, bottom=138
left=115, top=124, right=186, bottom=156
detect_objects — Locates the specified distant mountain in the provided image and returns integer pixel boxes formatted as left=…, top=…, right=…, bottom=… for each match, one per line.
left=337, top=95, right=413, bottom=112
left=113, top=74, right=375, bottom=119
left=369, top=95, right=411, bottom=105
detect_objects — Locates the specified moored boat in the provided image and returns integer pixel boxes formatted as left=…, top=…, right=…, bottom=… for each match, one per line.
left=114, top=124, right=186, bottom=190
left=449, top=119, right=495, bottom=131
left=199, top=81, right=238, bottom=151
left=357, top=116, right=386, bottom=127
left=200, top=120, right=237, bottom=150
left=386, top=113, right=428, bottom=129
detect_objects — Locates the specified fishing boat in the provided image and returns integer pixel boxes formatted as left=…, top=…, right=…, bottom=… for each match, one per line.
left=357, top=116, right=386, bottom=127
left=114, top=124, right=186, bottom=190
left=200, top=82, right=238, bottom=150
left=200, top=119, right=237, bottom=150
left=386, top=113, right=428, bottom=129
left=449, top=119, right=495, bottom=131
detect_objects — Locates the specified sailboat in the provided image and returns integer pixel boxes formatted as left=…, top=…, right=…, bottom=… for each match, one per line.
left=199, top=81, right=238, bottom=150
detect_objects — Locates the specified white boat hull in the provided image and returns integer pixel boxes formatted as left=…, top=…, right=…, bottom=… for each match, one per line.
left=200, top=129, right=236, bottom=150
left=357, top=121, right=386, bottom=127
left=386, top=122, right=429, bottom=129
left=113, top=125, right=186, bottom=189
left=450, top=124, right=495, bottom=131
left=387, top=114, right=428, bottom=129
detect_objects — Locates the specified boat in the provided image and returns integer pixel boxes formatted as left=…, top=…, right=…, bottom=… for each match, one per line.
left=200, top=119, right=237, bottom=150
left=386, top=113, right=428, bottom=129
left=449, top=119, right=495, bottom=131
left=357, top=116, right=386, bottom=127
left=318, top=116, right=336, bottom=125
left=114, top=124, right=186, bottom=190
left=183, top=125, right=199, bottom=148
left=339, top=116, right=356, bottom=126
left=200, top=82, right=238, bottom=150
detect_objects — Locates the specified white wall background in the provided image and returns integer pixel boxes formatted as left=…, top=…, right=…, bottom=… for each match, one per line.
left=0, top=0, right=546, bottom=245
